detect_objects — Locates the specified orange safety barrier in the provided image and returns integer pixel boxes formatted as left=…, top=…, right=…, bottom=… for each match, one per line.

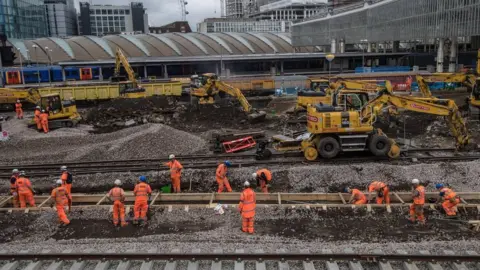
left=222, top=136, right=256, bottom=153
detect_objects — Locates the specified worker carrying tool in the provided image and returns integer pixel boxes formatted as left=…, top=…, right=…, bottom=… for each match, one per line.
left=345, top=187, right=367, bottom=205
left=16, top=171, right=36, bottom=208
left=10, top=169, right=19, bottom=208
left=367, top=181, right=390, bottom=204
left=15, top=100, right=23, bottom=119
left=252, top=168, right=272, bottom=193
left=51, top=179, right=71, bottom=226
left=216, top=161, right=233, bottom=193
left=239, top=181, right=256, bottom=234
left=436, top=184, right=460, bottom=217
left=133, top=176, right=152, bottom=225
left=34, top=106, right=41, bottom=131
left=409, top=179, right=426, bottom=225
left=40, top=110, right=49, bottom=133
left=61, top=166, right=73, bottom=211
left=108, top=179, right=127, bottom=227
left=164, top=154, right=183, bottom=193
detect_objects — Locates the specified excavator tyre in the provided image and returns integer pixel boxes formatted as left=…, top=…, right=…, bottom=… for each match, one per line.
left=317, top=136, right=341, bottom=159
left=368, top=134, right=392, bottom=156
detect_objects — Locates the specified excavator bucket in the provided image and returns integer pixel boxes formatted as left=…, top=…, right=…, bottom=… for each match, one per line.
left=247, top=111, right=267, bottom=123
left=388, top=140, right=401, bottom=158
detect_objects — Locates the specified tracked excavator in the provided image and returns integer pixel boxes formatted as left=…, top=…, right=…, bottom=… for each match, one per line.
left=0, top=88, right=81, bottom=128
left=111, top=48, right=146, bottom=98
left=275, top=89, right=473, bottom=160
left=190, top=73, right=267, bottom=122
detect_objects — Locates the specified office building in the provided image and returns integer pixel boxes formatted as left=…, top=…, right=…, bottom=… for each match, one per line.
left=149, top=21, right=192, bottom=34
left=0, top=0, right=48, bottom=39
left=197, top=18, right=289, bottom=33
left=78, top=2, right=148, bottom=36
left=45, top=0, right=78, bottom=37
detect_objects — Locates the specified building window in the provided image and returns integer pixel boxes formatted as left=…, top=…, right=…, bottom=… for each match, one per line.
left=125, top=10, right=130, bottom=15
left=114, top=16, right=119, bottom=20
left=109, top=21, right=113, bottom=26
left=114, top=10, right=119, bottom=14
left=108, top=16, right=113, bottom=20
left=119, top=16, right=125, bottom=21
left=102, top=9, right=107, bottom=14
left=108, top=10, right=112, bottom=14
left=103, top=16, right=107, bottom=20
left=120, top=10, right=124, bottom=14
left=96, top=10, right=101, bottom=14
left=121, top=27, right=126, bottom=31
left=90, top=10, right=94, bottom=14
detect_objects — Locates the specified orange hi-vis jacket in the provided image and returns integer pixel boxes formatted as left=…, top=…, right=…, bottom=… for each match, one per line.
left=413, top=185, right=425, bottom=204
left=108, top=187, right=125, bottom=202
left=165, top=160, right=183, bottom=177
left=239, top=188, right=256, bottom=218
left=51, top=186, right=69, bottom=205
left=40, top=112, right=49, bottom=123
left=15, top=103, right=22, bottom=112
left=134, top=183, right=152, bottom=202
left=256, top=169, right=272, bottom=181
left=34, top=109, right=41, bottom=120
left=352, top=189, right=366, bottom=201
left=440, top=187, right=457, bottom=201
left=16, top=177, right=32, bottom=194
left=216, top=164, right=227, bottom=180
left=368, top=181, right=387, bottom=192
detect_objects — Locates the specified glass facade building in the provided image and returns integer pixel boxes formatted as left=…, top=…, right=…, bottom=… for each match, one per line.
left=0, top=0, right=48, bottom=39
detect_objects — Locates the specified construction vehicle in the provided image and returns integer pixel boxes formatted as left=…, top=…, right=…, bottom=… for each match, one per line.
left=0, top=88, right=81, bottom=128
left=275, top=90, right=472, bottom=160
left=190, top=73, right=267, bottom=122
left=111, top=48, right=146, bottom=98
left=424, top=73, right=476, bottom=91
left=468, top=49, right=480, bottom=115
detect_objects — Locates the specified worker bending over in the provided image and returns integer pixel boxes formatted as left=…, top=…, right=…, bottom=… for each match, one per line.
left=436, top=184, right=460, bottom=217
left=16, top=171, right=35, bottom=208
left=51, top=179, right=71, bottom=226
left=15, top=100, right=23, bottom=119
left=108, top=179, right=127, bottom=227
left=216, top=161, right=232, bottom=193
left=345, top=187, right=367, bottom=205
left=164, top=154, right=183, bottom=193
left=133, top=176, right=152, bottom=225
left=368, top=181, right=390, bottom=204
left=10, top=169, right=19, bottom=208
left=409, top=179, right=425, bottom=225
left=34, top=106, right=42, bottom=131
left=252, top=168, right=272, bottom=193
left=239, top=181, right=256, bottom=234
left=40, top=110, right=49, bottom=133
left=61, top=166, right=73, bottom=211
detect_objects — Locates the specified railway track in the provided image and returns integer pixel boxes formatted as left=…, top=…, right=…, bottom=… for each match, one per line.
left=0, top=249, right=480, bottom=270
left=0, top=148, right=477, bottom=178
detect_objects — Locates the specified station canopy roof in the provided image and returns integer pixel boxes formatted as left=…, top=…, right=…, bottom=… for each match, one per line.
left=10, top=32, right=313, bottom=64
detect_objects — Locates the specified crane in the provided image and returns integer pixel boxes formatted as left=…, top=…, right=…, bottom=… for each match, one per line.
left=111, top=48, right=146, bottom=98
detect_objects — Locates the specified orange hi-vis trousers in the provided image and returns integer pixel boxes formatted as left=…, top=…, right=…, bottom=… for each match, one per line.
left=19, top=192, right=35, bottom=208
left=113, top=200, right=127, bottom=226
left=242, top=217, right=254, bottom=233
left=56, top=204, right=70, bottom=225
left=217, top=177, right=232, bottom=193
left=409, top=204, right=425, bottom=224
left=134, top=199, right=148, bottom=221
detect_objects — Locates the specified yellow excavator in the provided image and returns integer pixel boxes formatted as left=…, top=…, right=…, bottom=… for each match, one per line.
left=0, top=88, right=81, bottom=128
left=275, top=89, right=472, bottom=160
left=190, top=73, right=266, bottom=122
left=111, top=48, right=146, bottom=98
left=469, top=49, right=480, bottom=115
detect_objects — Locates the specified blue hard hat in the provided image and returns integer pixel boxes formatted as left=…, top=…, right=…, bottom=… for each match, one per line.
left=139, top=176, right=147, bottom=182
left=435, top=183, right=444, bottom=189
left=344, top=187, right=350, bottom=193
left=224, top=160, right=232, bottom=167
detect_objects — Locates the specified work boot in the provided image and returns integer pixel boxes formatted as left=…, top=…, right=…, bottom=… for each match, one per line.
left=121, top=222, right=128, bottom=227
left=133, top=220, right=138, bottom=225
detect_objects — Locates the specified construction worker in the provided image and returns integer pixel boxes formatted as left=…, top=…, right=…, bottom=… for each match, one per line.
left=108, top=179, right=127, bottom=227
left=51, top=179, right=71, bottom=226
left=10, top=169, right=20, bottom=208
left=34, top=106, right=42, bottom=131
left=367, top=181, right=390, bottom=204
left=16, top=171, right=35, bottom=208
left=61, top=166, right=73, bottom=211
left=40, top=110, right=49, bottom=133
left=345, top=187, right=367, bottom=205
left=164, top=154, right=183, bottom=193
left=133, top=176, right=152, bottom=225
left=252, top=168, right=272, bottom=193
left=436, top=184, right=460, bottom=217
left=15, top=100, right=23, bottom=119
left=239, top=181, right=256, bottom=234
left=216, top=161, right=232, bottom=193
left=409, top=179, right=425, bottom=224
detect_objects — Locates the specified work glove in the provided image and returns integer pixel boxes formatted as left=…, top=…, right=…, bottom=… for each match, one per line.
left=12, top=192, right=17, bottom=197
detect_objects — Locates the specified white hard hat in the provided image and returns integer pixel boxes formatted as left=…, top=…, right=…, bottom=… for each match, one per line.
left=244, top=181, right=250, bottom=187
left=12, top=169, right=19, bottom=174
left=61, top=166, right=67, bottom=171
left=412, top=179, right=420, bottom=185
left=252, top=173, right=257, bottom=179
left=169, top=154, right=175, bottom=159
left=114, top=179, right=122, bottom=186
left=16, top=100, right=20, bottom=103
left=56, top=179, right=63, bottom=185
left=19, top=171, right=26, bottom=176
left=36, top=106, right=40, bottom=109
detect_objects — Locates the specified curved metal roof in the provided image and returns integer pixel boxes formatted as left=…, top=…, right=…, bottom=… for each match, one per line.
left=11, top=32, right=295, bottom=63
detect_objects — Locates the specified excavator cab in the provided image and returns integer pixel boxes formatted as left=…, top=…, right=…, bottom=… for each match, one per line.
left=310, top=79, right=329, bottom=92
left=118, top=82, right=146, bottom=98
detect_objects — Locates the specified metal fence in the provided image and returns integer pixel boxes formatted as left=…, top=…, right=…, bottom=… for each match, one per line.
left=292, top=0, right=480, bottom=46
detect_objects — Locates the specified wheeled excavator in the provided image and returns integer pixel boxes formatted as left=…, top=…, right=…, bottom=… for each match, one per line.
left=111, top=48, right=146, bottom=98
left=0, top=88, right=81, bottom=128
left=274, top=90, right=473, bottom=160
left=189, top=73, right=267, bottom=122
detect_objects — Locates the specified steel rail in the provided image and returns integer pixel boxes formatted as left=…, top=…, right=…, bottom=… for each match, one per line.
left=0, top=252, right=479, bottom=262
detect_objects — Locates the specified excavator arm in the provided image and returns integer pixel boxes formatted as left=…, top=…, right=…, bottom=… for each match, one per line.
left=114, top=48, right=136, bottom=83
left=215, top=81, right=252, bottom=113
left=361, top=91, right=471, bottom=149
left=415, top=75, right=434, bottom=98
left=0, top=88, right=41, bottom=105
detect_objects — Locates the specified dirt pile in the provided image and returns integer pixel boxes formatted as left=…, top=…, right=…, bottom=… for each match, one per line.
left=0, top=124, right=208, bottom=164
